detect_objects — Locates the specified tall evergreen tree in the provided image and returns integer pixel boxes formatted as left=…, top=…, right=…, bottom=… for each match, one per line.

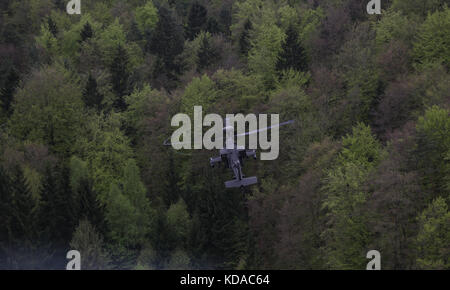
left=110, top=45, right=130, bottom=111
left=70, top=219, right=110, bottom=270
left=75, top=177, right=105, bottom=235
left=38, top=165, right=76, bottom=269
left=239, top=19, right=252, bottom=57
left=0, top=167, right=12, bottom=269
left=276, top=25, right=308, bottom=72
left=149, top=6, right=185, bottom=79
left=0, top=68, right=20, bottom=114
left=69, top=156, right=105, bottom=234
left=186, top=2, right=208, bottom=40
left=206, top=18, right=220, bottom=35
left=83, top=74, right=103, bottom=111
left=197, top=34, right=218, bottom=72
left=80, top=22, right=93, bottom=42
left=219, top=5, right=232, bottom=36
left=47, top=16, right=58, bottom=37
left=7, top=167, right=39, bottom=269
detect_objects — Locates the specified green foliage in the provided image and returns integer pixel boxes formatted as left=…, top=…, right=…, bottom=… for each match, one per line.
left=248, top=23, right=285, bottom=86
left=135, top=1, right=159, bottom=35
left=70, top=219, right=110, bottom=270
left=148, top=6, right=185, bottom=73
left=239, top=19, right=253, bottom=56
left=276, top=25, right=308, bottom=72
left=167, top=248, right=191, bottom=269
left=416, top=197, right=450, bottom=269
left=416, top=106, right=450, bottom=198
left=83, top=74, right=104, bottom=111
left=374, top=10, right=417, bottom=47
left=105, top=183, right=141, bottom=246
left=278, top=5, right=298, bottom=30
left=9, top=65, right=85, bottom=157
left=392, top=0, right=447, bottom=17
left=181, top=74, right=217, bottom=114
left=80, top=22, right=93, bottom=42
left=186, top=2, right=208, bottom=40
left=414, top=7, right=450, bottom=68
left=110, top=44, right=131, bottom=107
left=298, top=7, right=324, bottom=45
left=135, top=244, right=158, bottom=270
left=338, top=123, right=383, bottom=167
left=0, top=68, right=20, bottom=115
left=322, top=124, right=383, bottom=269
left=197, top=32, right=218, bottom=71
left=97, top=19, right=127, bottom=66
left=166, top=198, right=192, bottom=244
left=60, top=14, right=100, bottom=59
left=124, top=85, right=155, bottom=133
left=35, top=22, right=59, bottom=57
left=69, top=156, right=89, bottom=193
left=2, top=167, right=41, bottom=269
left=76, top=113, right=133, bottom=200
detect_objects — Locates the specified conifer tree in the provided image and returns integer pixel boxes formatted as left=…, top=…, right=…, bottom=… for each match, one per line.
left=150, top=7, right=185, bottom=71
left=0, top=68, right=19, bottom=114
left=0, top=167, right=12, bottom=269
left=76, top=177, right=105, bottom=235
left=70, top=219, right=110, bottom=270
left=83, top=74, right=103, bottom=111
left=197, top=34, right=217, bottom=72
left=276, top=25, right=308, bottom=72
left=186, top=2, right=208, bottom=40
left=38, top=165, right=76, bottom=268
left=47, top=16, right=58, bottom=37
left=8, top=167, right=38, bottom=269
left=70, top=156, right=105, bottom=234
left=239, top=19, right=252, bottom=57
left=110, top=45, right=130, bottom=110
left=80, top=22, right=93, bottom=42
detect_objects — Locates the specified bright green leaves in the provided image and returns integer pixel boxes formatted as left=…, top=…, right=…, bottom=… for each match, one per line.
left=104, top=159, right=155, bottom=268
left=416, top=106, right=450, bottom=198
left=414, top=7, right=450, bottom=69
left=374, top=10, right=417, bottom=47
left=181, top=75, right=217, bottom=114
left=9, top=64, right=85, bottom=157
left=248, top=23, right=285, bottom=87
left=416, top=197, right=450, bottom=269
left=322, top=123, right=383, bottom=269
left=35, top=21, right=59, bottom=57
left=392, top=0, right=447, bottom=18
left=135, top=1, right=159, bottom=35
left=339, top=123, right=384, bottom=168
left=166, top=198, right=192, bottom=245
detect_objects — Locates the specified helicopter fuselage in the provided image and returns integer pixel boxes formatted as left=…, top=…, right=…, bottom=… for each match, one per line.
left=211, top=146, right=258, bottom=188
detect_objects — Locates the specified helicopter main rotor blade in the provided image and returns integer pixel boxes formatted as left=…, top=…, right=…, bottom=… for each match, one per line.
left=163, top=120, right=295, bottom=146
left=236, top=120, right=295, bottom=137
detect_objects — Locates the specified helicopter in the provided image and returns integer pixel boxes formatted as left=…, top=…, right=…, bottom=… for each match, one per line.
left=164, top=117, right=294, bottom=189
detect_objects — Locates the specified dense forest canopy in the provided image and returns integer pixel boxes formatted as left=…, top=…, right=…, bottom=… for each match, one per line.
left=0, top=0, right=449, bottom=270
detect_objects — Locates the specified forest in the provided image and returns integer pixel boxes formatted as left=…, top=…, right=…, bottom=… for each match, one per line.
left=0, top=0, right=449, bottom=270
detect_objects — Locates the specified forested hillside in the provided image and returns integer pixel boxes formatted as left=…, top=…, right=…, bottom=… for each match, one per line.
left=0, top=0, right=449, bottom=270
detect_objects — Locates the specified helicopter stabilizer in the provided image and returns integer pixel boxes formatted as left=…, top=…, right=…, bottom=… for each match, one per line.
left=225, top=176, right=258, bottom=189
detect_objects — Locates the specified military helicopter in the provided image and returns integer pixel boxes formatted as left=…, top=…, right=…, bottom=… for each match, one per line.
left=164, top=118, right=294, bottom=189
